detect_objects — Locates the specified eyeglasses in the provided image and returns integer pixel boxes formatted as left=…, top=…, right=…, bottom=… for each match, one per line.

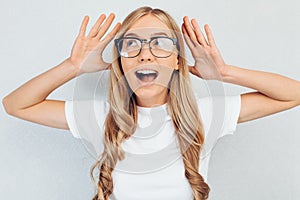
left=114, top=36, right=178, bottom=58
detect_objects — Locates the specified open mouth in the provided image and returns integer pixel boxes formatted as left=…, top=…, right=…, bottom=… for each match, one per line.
left=135, top=69, right=159, bottom=82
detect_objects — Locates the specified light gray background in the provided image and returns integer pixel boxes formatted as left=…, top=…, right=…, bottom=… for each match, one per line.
left=1, top=0, right=300, bottom=199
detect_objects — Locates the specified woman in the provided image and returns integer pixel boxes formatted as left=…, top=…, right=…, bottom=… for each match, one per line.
left=2, top=6, right=300, bottom=200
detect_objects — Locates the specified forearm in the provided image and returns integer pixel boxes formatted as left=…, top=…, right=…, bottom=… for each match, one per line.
left=222, top=64, right=300, bottom=102
left=3, top=58, right=78, bottom=111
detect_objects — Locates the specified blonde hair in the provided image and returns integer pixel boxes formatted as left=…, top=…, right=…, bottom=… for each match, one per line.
left=90, top=6, right=210, bottom=200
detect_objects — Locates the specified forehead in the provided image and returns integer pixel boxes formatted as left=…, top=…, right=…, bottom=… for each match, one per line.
left=125, top=14, right=173, bottom=38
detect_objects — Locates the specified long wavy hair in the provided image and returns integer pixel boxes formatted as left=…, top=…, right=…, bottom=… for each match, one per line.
left=90, top=6, right=210, bottom=200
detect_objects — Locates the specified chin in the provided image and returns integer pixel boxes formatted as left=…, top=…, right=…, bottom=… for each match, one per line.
left=133, top=84, right=167, bottom=102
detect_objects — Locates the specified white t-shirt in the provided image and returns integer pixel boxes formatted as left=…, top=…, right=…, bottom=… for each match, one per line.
left=65, top=95, right=241, bottom=200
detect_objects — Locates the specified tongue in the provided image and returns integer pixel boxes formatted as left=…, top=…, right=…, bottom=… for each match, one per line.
left=138, top=74, right=157, bottom=82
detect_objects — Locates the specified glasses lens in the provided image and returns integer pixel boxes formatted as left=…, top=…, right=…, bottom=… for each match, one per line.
left=119, top=38, right=141, bottom=58
left=117, top=37, right=176, bottom=58
left=150, top=37, right=175, bottom=58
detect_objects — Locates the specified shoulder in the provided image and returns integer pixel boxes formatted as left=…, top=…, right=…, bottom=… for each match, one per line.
left=196, top=95, right=241, bottom=116
left=65, top=98, right=110, bottom=115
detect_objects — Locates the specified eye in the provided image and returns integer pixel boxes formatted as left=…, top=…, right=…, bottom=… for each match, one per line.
left=151, top=37, right=173, bottom=50
left=125, top=39, right=139, bottom=48
left=152, top=38, right=162, bottom=46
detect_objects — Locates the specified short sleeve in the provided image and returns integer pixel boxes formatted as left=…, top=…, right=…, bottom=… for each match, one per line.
left=219, top=94, right=241, bottom=138
left=197, top=94, right=241, bottom=149
left=65, top=99, right=110, bottom=157
left=65, top=100, right=81, bottom=138
left=64, top=99, right=110, bottom=139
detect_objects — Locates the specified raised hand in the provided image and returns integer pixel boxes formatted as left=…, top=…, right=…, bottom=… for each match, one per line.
left=69, top=13, right=121, bottom=76
left=182, top=16, right=227, bottom=81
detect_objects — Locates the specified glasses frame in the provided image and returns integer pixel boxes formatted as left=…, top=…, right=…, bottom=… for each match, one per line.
left=114, top=36, right=178, bottom=58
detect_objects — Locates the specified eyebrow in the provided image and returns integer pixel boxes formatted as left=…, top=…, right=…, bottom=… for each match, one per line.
left=124, top=32, right=171, bottom=37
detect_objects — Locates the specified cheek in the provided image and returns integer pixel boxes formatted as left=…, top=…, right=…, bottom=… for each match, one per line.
left=121, top=58, right=136, bottom=74
left=120, top=58, right=136, bottom=89
left=160, top=55, right=178, bottom=70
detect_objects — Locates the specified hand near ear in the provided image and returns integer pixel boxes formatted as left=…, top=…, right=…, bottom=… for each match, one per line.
left=182, top=16, right=228, bottom=81
left=69, top=13, right=121, bottom=76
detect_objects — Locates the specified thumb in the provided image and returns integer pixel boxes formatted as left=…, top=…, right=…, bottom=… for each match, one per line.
left=189, top=65, right=202, bottom=78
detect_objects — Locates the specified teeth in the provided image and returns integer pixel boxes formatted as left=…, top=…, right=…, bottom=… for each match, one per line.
left=136, top=69, right=157, bottom=75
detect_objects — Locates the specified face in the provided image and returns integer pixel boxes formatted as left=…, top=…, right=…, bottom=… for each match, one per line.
left=120, top=14, right=179, bottom=107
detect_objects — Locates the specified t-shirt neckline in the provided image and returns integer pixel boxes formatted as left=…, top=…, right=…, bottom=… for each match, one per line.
left=136, top=103, right=167, bottom=114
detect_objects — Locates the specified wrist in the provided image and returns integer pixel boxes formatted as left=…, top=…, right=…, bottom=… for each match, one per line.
left=220, top=64, right=235, bottom=83
left=65, top=57, right=82, bottom=77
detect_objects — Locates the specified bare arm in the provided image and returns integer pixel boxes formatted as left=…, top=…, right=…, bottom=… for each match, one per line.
left=222, top=65, right=300, bottom=123
left=2, top=13, right=121, bottom=130
left=182, top=17, right=300, bottom=124
left=2, top=58, right=77, bottom=129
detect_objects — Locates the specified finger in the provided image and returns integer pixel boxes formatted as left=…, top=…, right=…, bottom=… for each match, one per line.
left=103, top=22, right=121, bottom=41
left=78, top=16, right=89, bottom=37
left=191, top=19, right=208, bottom=47
left=204, top=24, right=216, bottom=47
left=95, top=13, right=116, bottom=40
left=182, top=24, right=197, bottom=50
left=88, top=14, right=106, bottom=38
left=98, top=22, right=121, bottom=52
left=183, top=16, right=198, bottom=46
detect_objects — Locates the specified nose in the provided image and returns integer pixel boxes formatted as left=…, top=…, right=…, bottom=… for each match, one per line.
left=138, top=43, right=154, bottom=62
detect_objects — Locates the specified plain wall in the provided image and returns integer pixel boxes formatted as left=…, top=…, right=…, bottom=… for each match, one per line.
left=1, top=0, right=299, bottom=199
